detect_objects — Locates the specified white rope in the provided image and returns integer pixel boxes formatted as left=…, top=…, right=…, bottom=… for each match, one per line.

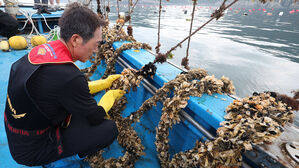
left=17, top=8, right=60, bottom=46
left=18, top=17, right=30, bottom=31
left=40, top=13, right=53, bottom=31
left=18, top=8, right=41, bottom=37
left=1, top=0, right=62, bottom=48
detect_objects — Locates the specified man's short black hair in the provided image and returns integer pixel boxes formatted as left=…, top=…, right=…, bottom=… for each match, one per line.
left=59, top=3, right=106, bottom=43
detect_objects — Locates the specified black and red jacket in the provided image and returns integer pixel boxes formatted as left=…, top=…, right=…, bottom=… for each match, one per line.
left=4, top=40, right=76, bottom=166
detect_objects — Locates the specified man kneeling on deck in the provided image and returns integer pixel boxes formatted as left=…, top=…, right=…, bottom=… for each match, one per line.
left=4, top=3, right=125, bottom=166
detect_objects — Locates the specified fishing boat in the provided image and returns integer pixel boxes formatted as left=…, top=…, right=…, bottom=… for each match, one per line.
left=0, top=1, right=298, bottom=168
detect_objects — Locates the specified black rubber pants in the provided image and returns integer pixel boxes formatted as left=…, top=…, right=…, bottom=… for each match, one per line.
left=5, top=114, right=118, bottom=166
left=59, top=114, right=119, bottom=159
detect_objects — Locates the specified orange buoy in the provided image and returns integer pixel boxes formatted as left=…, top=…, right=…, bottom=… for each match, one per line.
left=116, top=18, right=125, bottom=24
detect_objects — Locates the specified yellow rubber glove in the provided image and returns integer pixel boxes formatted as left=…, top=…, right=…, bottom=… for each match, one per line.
left=88, top=74, right=122, bottom=94
left=98, top=89, right=126, bottom=118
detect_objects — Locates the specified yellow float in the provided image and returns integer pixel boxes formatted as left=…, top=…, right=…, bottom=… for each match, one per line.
left=8, top=36, right=27, bottom=50
left=0, top=41, right=10, bottom=51
left=31, top=36, right=47, bottom=47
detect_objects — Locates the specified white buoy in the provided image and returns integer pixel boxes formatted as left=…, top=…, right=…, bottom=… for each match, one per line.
left=119, top=12, right=125, bottom=19
left=279, top=11, right=283, bottom=16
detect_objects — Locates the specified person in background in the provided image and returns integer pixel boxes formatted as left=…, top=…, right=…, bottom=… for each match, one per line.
left=50, top=0, right=62, bottom=11
left=4, top=2, right=124, bottom=166
left=0, top=2, right=18, bottom=38
left=34, top=0, right=51, bottom=14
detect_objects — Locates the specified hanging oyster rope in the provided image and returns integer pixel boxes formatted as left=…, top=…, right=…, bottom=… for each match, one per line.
left=85, top=24, right=154, bottom=167
left=87, top=67, right=153, bottom=168
left=155, top=74, right=236, bottom=167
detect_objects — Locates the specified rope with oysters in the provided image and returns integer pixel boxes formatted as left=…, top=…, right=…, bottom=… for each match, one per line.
left=86, top=64, right=238, bottom=167
left=81, top=24, right=151, bottom=80
left=83, top=0, right=297, bottom=166
left=86, top=50, right=297, bottom=168
left=83, top=21, right=297, bottom=168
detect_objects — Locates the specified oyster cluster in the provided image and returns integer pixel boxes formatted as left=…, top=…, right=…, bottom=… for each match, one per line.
left=102, top=42, right=152, bottom=79
left=168, top=92, right=295, bottom=168
left=111, top=68, right=142, bottom=91
left=111, top=62, right=157, bottom=92
left=223, top=92, right=293, bottom=144
left=136, top=62, right=156, bottom=78
left=199, top=75, right=235, bottom=96
left=104, top=24, right=136, bottom=45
